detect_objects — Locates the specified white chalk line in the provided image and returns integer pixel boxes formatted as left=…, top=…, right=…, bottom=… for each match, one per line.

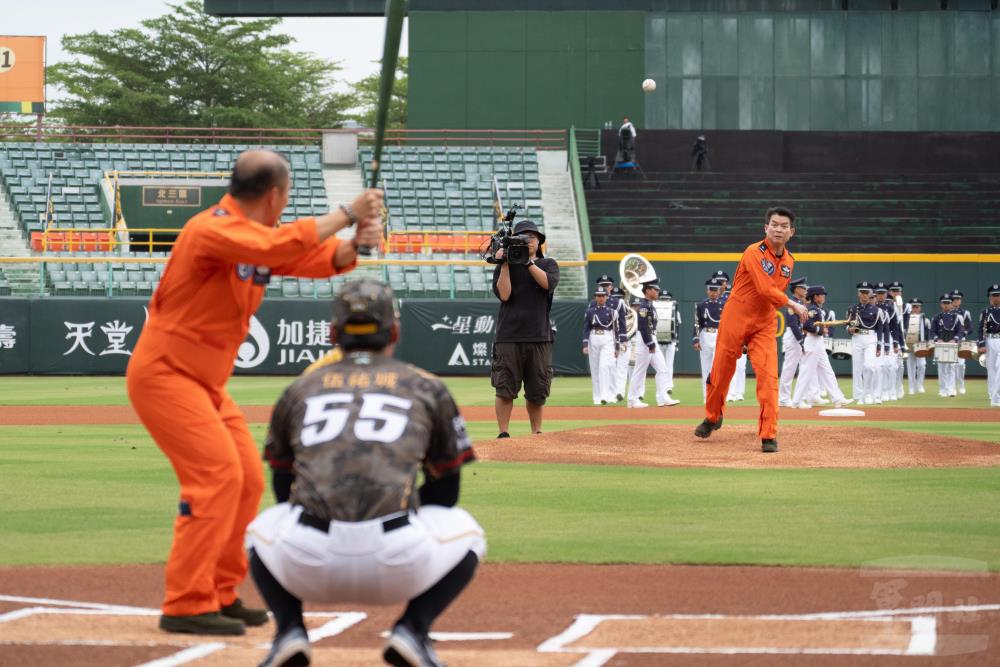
left=0, top=593, right=155, bottom=614
left=541, top=606, right=1000, bottom=661
left=133, top=642, right=227, bottom=667
left=378, top=630, right=514, bottom=641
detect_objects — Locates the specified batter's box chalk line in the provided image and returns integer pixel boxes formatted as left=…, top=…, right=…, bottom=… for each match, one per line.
left=538, top=605, right=1000, bottom=666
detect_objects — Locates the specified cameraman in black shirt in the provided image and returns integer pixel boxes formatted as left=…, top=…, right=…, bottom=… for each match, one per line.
left=491, top=220, right=560, bottom=438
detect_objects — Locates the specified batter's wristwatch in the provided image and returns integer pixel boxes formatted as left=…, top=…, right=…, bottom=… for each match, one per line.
left=339, top=203, right=359, bottom=226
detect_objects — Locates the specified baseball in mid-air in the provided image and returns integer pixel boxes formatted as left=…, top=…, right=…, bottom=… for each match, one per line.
left=642, top=78, right=656, bottom=92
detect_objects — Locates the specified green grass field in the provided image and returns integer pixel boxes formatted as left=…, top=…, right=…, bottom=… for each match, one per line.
left=1, top=376, right=998, bottom=570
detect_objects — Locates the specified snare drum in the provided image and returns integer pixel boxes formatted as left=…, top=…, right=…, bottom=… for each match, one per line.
left=913, top=341, right=933, bottom=358
left=830, top=339, right=852, bottom=360
left=958, top=341, right=978, bottom=360
left=934, top=342, right=958, bottom=364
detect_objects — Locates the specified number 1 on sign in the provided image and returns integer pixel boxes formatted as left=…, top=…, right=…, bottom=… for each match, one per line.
left=0, top=49, right=13, bottom=70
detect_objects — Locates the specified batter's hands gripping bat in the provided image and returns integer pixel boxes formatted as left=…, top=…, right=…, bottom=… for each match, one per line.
left=359, top=0, right=407, bottom=256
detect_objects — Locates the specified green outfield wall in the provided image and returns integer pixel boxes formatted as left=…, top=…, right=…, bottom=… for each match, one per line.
left=0, top=298, right=590, bottom=376
left=408, top=8, right=1000, bottom=131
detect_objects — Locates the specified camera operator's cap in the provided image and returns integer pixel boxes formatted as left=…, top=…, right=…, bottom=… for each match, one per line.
left=939, top=293, right=953, bottom=303
left=512, top=219, right=545, bottom=245
left=856, top=281, right=874, bottom=292
left=806, top=285, right=826, bottom=298
left=908, top=298, right=923, bottom=305
left=874, top=282, right=888, bottom=293
left=331, top=279, right=396, bottom=335
left=595, top=274, right=614, bottom=285
left=988, top=284, right=1000, bottom=296
left=950, top=289, right=964, bottom=299
left=889, top=280, right=904, bottom=290
left=789, top=276, right=808, bottom=290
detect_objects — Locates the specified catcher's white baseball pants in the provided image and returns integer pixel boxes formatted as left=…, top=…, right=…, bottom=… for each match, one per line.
left=587, top=331, right=616, bottom=404
left=629, top=341, right=671, bottom=405
left=246, top=504, right=485, bottom=605
left=779, top=330, right=803, bottom=404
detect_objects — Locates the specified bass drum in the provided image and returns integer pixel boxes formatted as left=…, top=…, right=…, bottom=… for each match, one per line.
left=958, top=341, right=978, bottom=360
left=830, top=339, right=852, bottom=360
left=653, top=299, right=675, bottom=343
left=913, top=341, right=933, bottom=358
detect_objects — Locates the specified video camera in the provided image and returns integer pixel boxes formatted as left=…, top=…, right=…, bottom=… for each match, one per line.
left=483, top=203, right=532, bottom=265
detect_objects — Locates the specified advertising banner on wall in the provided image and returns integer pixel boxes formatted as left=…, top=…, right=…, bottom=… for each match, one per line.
left=0, top=298, right=593, bottom=376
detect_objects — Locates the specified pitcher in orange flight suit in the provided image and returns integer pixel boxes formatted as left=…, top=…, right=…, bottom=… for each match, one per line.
left=126, top=150, right=383, bottom=635
left=693, top=207, right=808, bottom=453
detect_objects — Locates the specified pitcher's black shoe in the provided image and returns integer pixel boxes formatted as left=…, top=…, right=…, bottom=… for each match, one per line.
left=761, top=438, right=778, bottom=453
left=693, top=416, right=723, bottom=439
left=221, top=598, right=269, bottom=626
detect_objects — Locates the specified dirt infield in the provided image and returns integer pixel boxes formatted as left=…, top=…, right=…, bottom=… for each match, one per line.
left=1, top=562, right=999, bottom=666
left=476, top=424, right=1000, bottom=468
left=3, top=404, right=999, bottom=425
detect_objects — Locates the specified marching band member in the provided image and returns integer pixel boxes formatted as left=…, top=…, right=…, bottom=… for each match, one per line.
left=977, top=284, right=1000, bottom=407
left=779, top=277, right=808, bottom=407
left=693, top=278, right=725, bottom=401
left=628, top=280, right=679, bottom=407
left=950, top=289, right=972, bottom=395
left=791, top=285, right=852, bottom=408
left=658, top=290, right=682, bottom=399
left=582, top=287, right=618, bottom=405
left=713, top=270, right=747, bottom=402
left=931, top=293, right=964, bottom=397
left=596, top=276, right=629, bottom=402
left=888, top=281, right=908, bottom=398
left=846, top=282, right=886, bottom=405
left=903, top=298, right=931, bottom=395
left=873, top=282, right=902, bottom=401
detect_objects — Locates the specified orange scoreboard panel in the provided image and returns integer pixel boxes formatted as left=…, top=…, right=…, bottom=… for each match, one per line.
left=0, top=36, right=45, bottom=113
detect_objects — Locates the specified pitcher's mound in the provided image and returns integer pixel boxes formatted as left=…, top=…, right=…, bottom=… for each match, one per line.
left=476, top=424, right=1000, bottom=469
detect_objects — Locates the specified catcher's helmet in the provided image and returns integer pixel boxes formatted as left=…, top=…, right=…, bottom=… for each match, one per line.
left=331, top=279, right=397, bottom=350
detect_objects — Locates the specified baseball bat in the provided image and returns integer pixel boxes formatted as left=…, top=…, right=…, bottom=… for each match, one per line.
left=360, top=0, right=407, bottom=256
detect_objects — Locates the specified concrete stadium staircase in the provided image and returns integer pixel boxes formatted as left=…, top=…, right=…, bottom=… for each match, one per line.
left=0, top=189, right=43, bottom=296
left=537, top=150, right=586, bottom=299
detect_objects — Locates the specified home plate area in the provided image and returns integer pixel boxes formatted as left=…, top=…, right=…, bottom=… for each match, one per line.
left=5, top=594, right=994, bottom=666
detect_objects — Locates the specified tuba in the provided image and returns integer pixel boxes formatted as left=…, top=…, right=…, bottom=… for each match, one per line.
left=619, top=253, right=657, bottom=339
left=894, top=293, right=908, bottom=359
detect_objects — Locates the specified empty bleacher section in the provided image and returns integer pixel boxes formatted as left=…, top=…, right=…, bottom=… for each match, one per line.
left=0, top=143, right=326, bottom=238
left=358, top=146, right=543, bottom=298
left=1, top=140, right=585, bottom=298
left=587, top=172, right=1000, bottom=254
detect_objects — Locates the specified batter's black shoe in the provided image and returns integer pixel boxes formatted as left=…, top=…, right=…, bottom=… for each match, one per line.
left=693, top=416, right=723, bottom=439
left=222, top=598, right=269, bottom=627
left=259, top=625, right=311, bottom=667
left=497, top=431, right=510, bottom=439
left=159, top=612, right=245, bottom=636
left=383, top=623, right=444, bottom=667
left=761, top=438, right=778, bottom=453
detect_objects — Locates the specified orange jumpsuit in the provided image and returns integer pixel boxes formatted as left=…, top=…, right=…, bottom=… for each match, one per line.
left=126, top=194, right=354, bottom=616
left=704, top=239, right=794, bottom=439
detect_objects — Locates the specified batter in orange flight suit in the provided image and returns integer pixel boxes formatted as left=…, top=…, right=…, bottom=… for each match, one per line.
left=126, top=150, right=383, bottom=635
left=694, top=207, right=808, bottom=453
